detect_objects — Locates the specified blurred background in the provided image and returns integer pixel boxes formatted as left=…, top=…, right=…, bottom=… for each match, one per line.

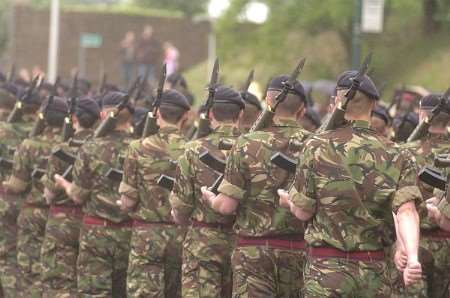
left=0, top=0, right=450, bottom=105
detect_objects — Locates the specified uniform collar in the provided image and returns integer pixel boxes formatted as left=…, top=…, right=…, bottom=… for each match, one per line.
left=352, top=120, right=371, bottom=129
left=213, top=124, right=240, bottom=136
left=159, top=125, right=179, bottom=134
left=273, top=117, right=301, bottom=128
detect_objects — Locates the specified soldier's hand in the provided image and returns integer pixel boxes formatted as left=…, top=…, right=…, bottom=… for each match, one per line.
left=426, top=196, right=439, bottom=206
left=54, top=174, right=71, bottom=192
left=394, top=248, right=407, bottom=272
left=200, top=186, right=216, bottom=207
left=171, top=209, right=190, bottom=225
left=277, top=189, right=290, bottom=208
left=426, top=203, right=441, bottom=224
left=44, top=187, right=56, bottom=204
left=403, top=261, right=422, bottom=286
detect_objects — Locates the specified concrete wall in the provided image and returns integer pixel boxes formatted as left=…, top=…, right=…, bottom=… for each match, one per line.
left=9, top=5, right=210, bottom=86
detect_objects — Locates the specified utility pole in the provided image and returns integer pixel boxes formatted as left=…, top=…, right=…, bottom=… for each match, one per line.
left=351, top=0, right=362, bottom=69
left=47, top=0, right=60, bottom=83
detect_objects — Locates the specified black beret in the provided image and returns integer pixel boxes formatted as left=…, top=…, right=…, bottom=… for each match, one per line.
left=213, top=85, right=245, bottom=109
left=160, top=89, right=191, bottom=110
left=268, top=75, right=306, bottom=102
left=393, top=111, right=418, bottom=127
left=420, top=94, right=442, bottom=110
left=101, top=91, right=128, bottom=108
left=1, top=82, right=19, bottom=97
left=336, top=70, right=379, bottom=100
left=43, top=96, right=68, bottom=115
left=304, top=108, right=322, bottom=128
left=77, top=78, right=92, bottom=95
left=40, top=82, right=55, bottom=93
left=14, top=78, right=29, bottom=88
left=371, top=105, right=391, bottom=125
left=132, top=107, right=149, bottom=127
left=167, top=73, right=188, bottom=89
left=16, top=88, right=42, bottom=106
left=75, top=96, right=101, bottom=120
left=240, top=91, right=262, bottom=110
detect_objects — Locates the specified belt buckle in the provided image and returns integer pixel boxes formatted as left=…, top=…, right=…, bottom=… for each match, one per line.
left=367, top=251, right=373, bottom=262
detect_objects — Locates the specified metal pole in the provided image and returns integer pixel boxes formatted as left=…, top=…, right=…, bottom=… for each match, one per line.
left=351, top=0, right=362, bottom=69
left=47, top=0, right=60, bottom=83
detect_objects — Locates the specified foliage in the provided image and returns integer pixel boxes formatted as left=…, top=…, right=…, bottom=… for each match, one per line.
left=132, top=0, right=208, bottom=17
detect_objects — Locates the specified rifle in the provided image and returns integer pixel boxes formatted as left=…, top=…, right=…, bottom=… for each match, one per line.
left=51, top=139, right=87, bottom=181
left=99, top=71, right=107, bottom=95
left=134, top=66, right=150, bottom=104
left=7, top=63, right=15, bottom=82
left=105, top=168, right=123, bottom=182
left=407, top=87, right=450, bottom=142
left=418, top=166, right=446, bottom=191
left=196, top=58, right=220, bottom=139
left=157, top=174, right=175, bottom=191
left=7, top=75, right=40, bottom=123
left=198, top=149, right=228, bottom=195
left=0, top=158, right=14, bottom=170
left=270, top=152, right=297, bottom=173
left=29, top=77, right=60, bottom=137
left=141, top=64, right=167, bottom=138
left=387, top=84, right=405, bottom=116
left=93, top=77, right=140, bottom=138
left=249, top=58, right=306, bottom=132
left=323, top=53, right=372, bottom=131
left=62, top=73, right=79, bottom=142
left=393, top=101, right=415, bottom=142
left=241, top=69, right=254, bottom=98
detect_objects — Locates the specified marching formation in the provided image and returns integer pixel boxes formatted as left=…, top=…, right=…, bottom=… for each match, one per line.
left=0, top=55, right=449, bottom=298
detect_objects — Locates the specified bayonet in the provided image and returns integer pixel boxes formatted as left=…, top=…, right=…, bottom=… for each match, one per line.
left=7, top=75, right=40, bottom=123
left=142, top=64, right=167, bottom=138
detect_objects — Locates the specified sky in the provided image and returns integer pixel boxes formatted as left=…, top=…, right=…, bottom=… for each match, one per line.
left=208, top=0, right=269, bottom=24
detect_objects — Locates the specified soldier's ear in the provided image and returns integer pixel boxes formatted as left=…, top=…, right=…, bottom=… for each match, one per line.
left=100, top=110, right=108, bottom=120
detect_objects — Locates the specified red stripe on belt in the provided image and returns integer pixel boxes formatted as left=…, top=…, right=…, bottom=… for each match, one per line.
left=237, top=236, right=306, bottom=250
left=308, top=247, right=385, bottom=261
left=132, top=219, right=174, bottom=228
left=192, top=220, right=233, bottom=230
left=50, top=205, right=83, bottom=217
left=83, top=215, right=132, bottom=228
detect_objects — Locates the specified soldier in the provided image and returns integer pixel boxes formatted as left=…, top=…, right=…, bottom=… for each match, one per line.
left=278, top=71, right=423, bottom=297
left=55, top=91, right=133, bottom=297
left=398, top=94, right=450, bottom=297
left=0, top=83, right=41, bottom=297
left=239, top=90, right=262, bottom=133
left=170, top=85, right=244, bottom=298
left=201, top=76, right=310, bottom=297
left=370, top=104, right=391, bottom=138
left=40, top=97, right=100, bottom=297
left=3, top=96, right=67, bottom=297
left=392, top=110, right=418, bottom=143
left=300, top=107, right=322, bottom=132
left=119, top=90, right=190, bottom=297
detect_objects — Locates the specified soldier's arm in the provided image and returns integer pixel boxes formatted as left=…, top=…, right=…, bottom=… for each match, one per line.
left=3, top=140, right=31, bottom=194
left=427, top=199, right=450, bottom=231
left=43, top=153, right=66, bottom=203
left=169, top=149, right=195, bottom=223
left=67, top=146, right=94, bottom=204
left=201, top=186, right=238, bottom=215
left=118, top=143, right=140, bottom=211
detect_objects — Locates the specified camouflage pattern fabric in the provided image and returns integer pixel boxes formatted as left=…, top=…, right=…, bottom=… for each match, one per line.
left=231, top=246, right=304, bottom=298
left=4, top=128, right=62, bottom=297
left=170, top=125, right=240, bottom=298
left=127, top=225, right=185, bottom=298
left=40, top=129, right=93, bottom=297
left=289, top=120, right=422, bottom=296
left=397, top=133, right=450, bottom=297
left=119, top=125, right=187, bottom=297
left=70, top=130, right=131, bottom=297
left=0, top=120, right=33, bottom=297
left=77, top=225, right=131, bottom=298
left=217, top=118, right=309, bottom=297
left=303, top=257, right=391, bottom=297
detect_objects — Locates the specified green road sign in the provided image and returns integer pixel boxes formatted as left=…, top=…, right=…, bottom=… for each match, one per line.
left=80, top=33, right=103, bottom=48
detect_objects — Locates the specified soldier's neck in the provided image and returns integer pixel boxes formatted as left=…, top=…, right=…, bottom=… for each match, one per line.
left=428, top=126, right=447, bottom=135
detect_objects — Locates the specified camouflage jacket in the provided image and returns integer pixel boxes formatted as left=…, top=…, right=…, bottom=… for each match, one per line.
left=218, top=118, right=309, bottom=237
left=70, top=130, right=131, bottom=223
left=42, top=129, right=93, bottom=206
left=119, top=125, right=186, bottom=222
left=169, top=125, right=240, bottom=225
left=402, top=133, right=450, bottom=230
left=289, top=120, right=422, bottom=251
left=4, top=127, right=62, bottom=206
left=0, top=120, right=33, bottom=180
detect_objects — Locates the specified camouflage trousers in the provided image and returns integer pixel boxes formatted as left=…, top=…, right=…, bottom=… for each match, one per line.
left=127, top=224, right=186, bottom=298
left=40, top=208, right=83, bottom=298
left=231, top=246, right=305, bottom=298
left=182, top=226, right=234, bottom=298
left=390, top=234, right=450, bottom=298
left=77, top=223, right=131, bottom=298
left=303, top=256, right=391, bottom=298
left=0, top=191, right=23, bottom=298
left=17, top=205, right=49, bottom=297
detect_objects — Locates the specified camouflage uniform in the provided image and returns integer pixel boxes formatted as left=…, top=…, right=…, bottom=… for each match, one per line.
left=40, top=129, right=93, bottom=297
left=0, top=119, right=33, bottom=297
left=396, top=133, right=450, bottom=298
left=170, top=125, right=240, bottom=298
left=289, top=120, right=422, bottom=297
left=69, top=130, right=131, bottom=297
left=119, top=125, right=187, bottom=297
left=4, top=127, right=62, bottom=297
left=217, top=119, right=309, bottom=298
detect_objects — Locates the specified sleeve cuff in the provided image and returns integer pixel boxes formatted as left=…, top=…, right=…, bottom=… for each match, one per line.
left=217, top=179, right=245, bottom=201
left=438, top=199, right=450, bottom=219
left=393, top=185, right=422, bottom=212
left=118, top=181, right=138, bottom=201
left=289, top=186, right=316, bottom=213
left=68, top=183, right=91, bottom=203
left=3, top=175, right=28, bottom=193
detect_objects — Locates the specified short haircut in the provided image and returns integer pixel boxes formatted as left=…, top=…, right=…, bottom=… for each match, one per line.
left=429, top=111, right=450, bottom=128
left=266, top=90, right=304, bottom=116
left=103, top=107, right=131, bottom=126
left=211, top=102, right=241, bottom=122
left=337, top=89, right=373, bottom=116
left=76, top=113, right=98, bottom=129
left=46, top=111, right=66, bottom=127
left=159, top=104, right=188, bottom=124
